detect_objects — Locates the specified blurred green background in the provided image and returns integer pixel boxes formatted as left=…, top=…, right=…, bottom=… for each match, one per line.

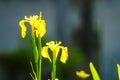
left=0, top=0, right=120, bottom=80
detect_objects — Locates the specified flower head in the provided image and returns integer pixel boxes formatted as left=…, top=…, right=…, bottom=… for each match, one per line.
left=42, top=41, right=68, bottom=63
left=19, top=12, right=46, bottom=38
left=76, top=70, right=90, bottom=79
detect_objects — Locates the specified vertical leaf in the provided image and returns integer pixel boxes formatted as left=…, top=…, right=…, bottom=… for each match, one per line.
left=89, top=62, right=100, bottom=80
left=117, top=64, right=120, bottom=80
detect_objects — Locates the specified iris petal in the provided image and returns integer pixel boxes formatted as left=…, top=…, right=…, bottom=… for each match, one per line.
left=76, top=70, right=90, bottom=79
left=60, top=47, right=68, bottom=63
left=19, top=20, right=29, bottom=38
left=42, top=47, right=51, bottom=62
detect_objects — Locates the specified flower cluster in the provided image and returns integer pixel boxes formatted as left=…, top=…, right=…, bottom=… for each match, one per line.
left=19, top=11, right=68, bottom=80
left=19, top=11, right=120, bottom=80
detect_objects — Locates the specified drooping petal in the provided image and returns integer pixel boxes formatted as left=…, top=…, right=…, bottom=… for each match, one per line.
left=117, top=64, right=120, bottom=80
left=89, top=62, right=100, bottom=80
left=76, top=70, right=90, bottom=79
left=60, top=47, right=68, bottom=63
left=42, top=47, right=51, bottom=62
left=19, top=20, right=28, bottom=38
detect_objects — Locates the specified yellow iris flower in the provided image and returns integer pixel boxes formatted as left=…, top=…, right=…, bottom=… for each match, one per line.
left=42, top=41, right=68, bottom=63
left=76, top=70, right=90, bottom=79
left=19, top=12, right=46, bottom=38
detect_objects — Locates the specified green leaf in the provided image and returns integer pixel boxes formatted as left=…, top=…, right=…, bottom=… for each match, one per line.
left=89, top=62, right=100, bottom=80
left=30, top=61, right=37, bottom=80
left=117, top=64, right=120, bottom=80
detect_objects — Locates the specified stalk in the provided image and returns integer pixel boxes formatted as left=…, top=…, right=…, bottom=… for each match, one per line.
left=51, top=55, right=56, bottom=80
left=38, top=35, right=42, bottom=80
left=31, top=33, right=38, bottom=76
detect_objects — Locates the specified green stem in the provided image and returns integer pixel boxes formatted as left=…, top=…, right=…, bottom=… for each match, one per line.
left=36, top=62, right=38, bottom=76
left=31, top=34, right=38, bottom=77
left=38, top=35, right=42, bottom=80
left=51, top=55, right=56, bottom=80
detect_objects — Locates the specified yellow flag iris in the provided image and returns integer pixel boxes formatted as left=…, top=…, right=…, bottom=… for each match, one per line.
left=42, top=41, right=68, bottom=63
left=76, top=70, right=90, bottom=79
left=19, top=12, right=46, bottom=38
